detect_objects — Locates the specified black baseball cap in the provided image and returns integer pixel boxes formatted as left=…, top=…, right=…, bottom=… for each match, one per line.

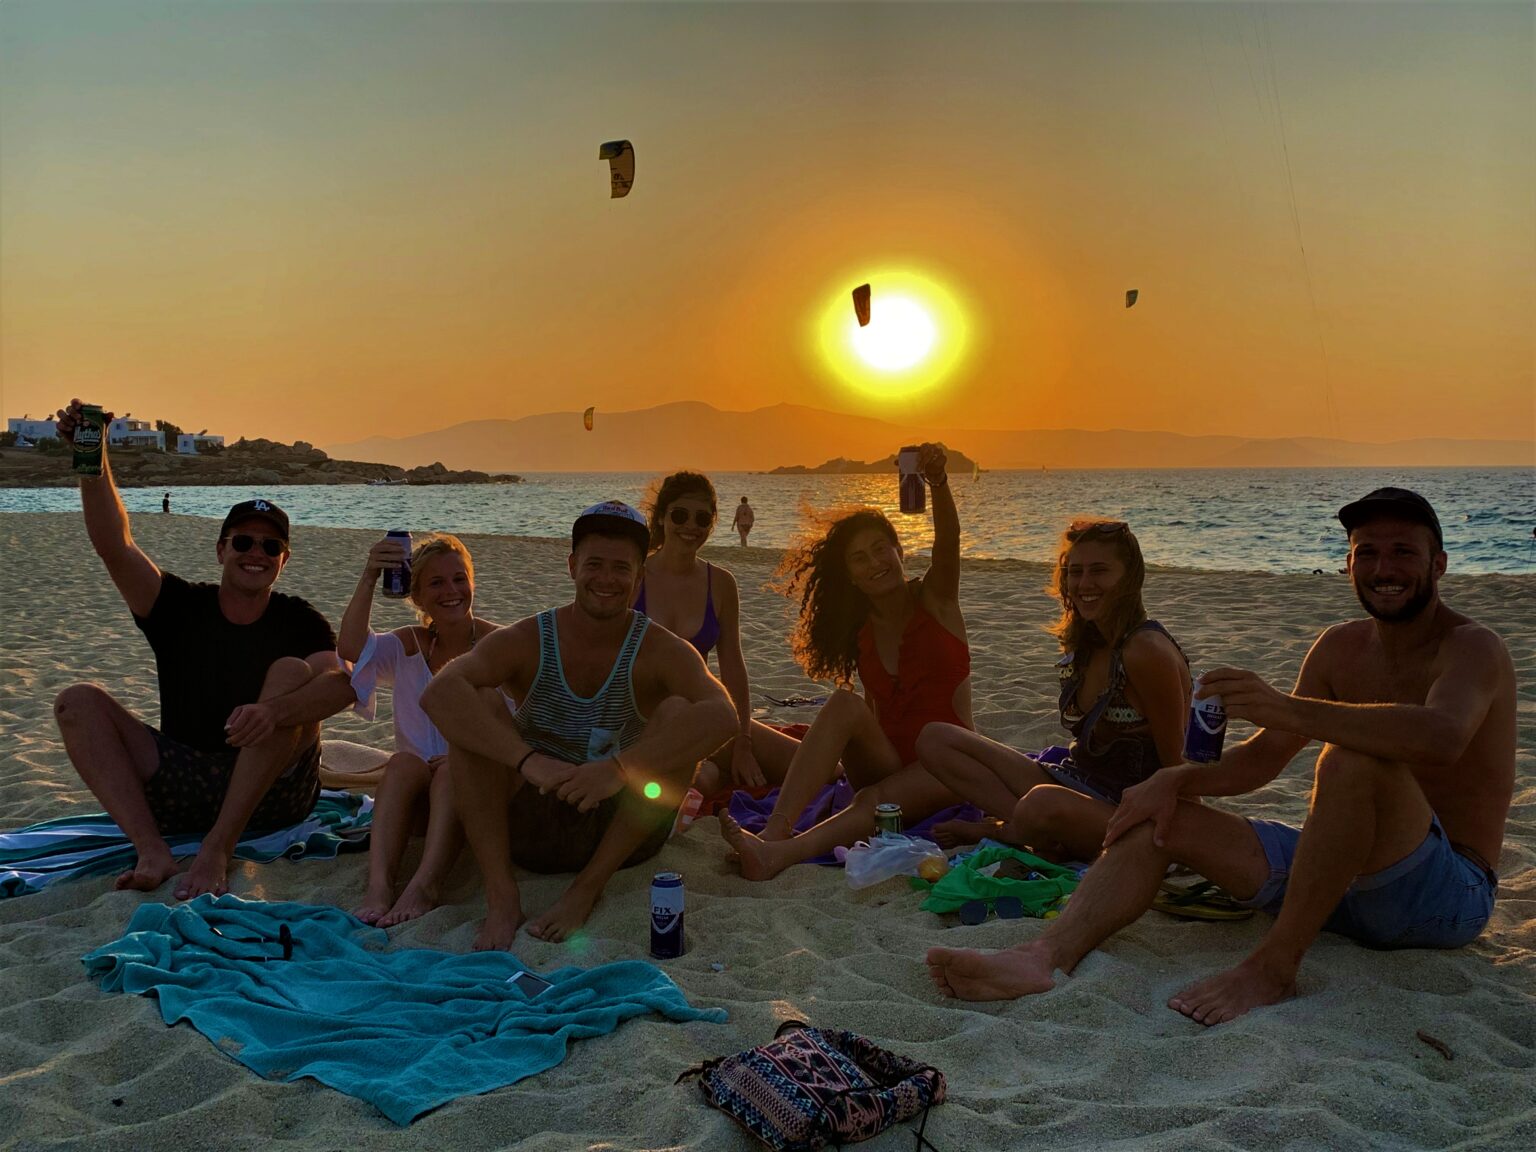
left=220, top=498, right=290, bottom=542
left=1337, top=487, right=1442, bottom=549
left=572, top=500, right=650, bottom=556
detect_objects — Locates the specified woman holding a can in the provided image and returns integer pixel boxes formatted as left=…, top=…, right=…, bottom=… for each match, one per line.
left=636, top=470, right=794, bottom=798
left=720, top=442, right=976, bottom=880
left=341, top=533, right=502, bottom=926
left=921, top=518, right=1191, bottom=861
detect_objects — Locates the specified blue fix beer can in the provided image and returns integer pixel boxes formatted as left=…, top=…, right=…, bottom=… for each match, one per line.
left=381, top=530, right=412, bottom=599
left=650, top=871, right=685, bottom=959
left=1183, top=673, right=1227, bottom=763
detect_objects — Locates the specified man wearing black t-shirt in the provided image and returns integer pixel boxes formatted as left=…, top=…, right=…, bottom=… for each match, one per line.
left=52, top=399, right=357, bottom=899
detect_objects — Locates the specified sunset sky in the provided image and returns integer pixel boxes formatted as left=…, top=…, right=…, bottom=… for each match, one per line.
left=2, top=1, right=1531, bottom=448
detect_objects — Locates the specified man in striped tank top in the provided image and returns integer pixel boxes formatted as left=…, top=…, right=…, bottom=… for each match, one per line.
left=423, top=502, right=737, bottom=950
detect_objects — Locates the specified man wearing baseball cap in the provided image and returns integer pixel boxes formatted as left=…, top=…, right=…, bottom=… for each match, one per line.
left=928, top=485, right=1515, bottom=1023
left=423, top=500, right=736, bottom=949
left=51, top=399, right=356, bottom=900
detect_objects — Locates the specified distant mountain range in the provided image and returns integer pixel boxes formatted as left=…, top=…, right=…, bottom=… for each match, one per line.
left=325, top=402, right=1534, bottom=473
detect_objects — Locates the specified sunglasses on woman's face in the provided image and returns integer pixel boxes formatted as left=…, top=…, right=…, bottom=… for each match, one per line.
left=668, top=507, right=714, bottom=529
left=226, top=534, right=288, bottom=558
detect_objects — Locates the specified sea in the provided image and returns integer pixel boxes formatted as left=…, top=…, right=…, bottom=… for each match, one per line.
left=2, top=467, right=1532, bottom=575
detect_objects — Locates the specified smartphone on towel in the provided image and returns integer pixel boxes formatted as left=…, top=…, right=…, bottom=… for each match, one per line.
left=508, top=970, right=553, bottom=998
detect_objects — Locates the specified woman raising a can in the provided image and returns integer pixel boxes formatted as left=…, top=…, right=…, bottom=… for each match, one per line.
left=921, top=519, right=1191, bottom=861
left=340, top=533, right=504, bottom=926
left=720, top=441, right=976, bottom=880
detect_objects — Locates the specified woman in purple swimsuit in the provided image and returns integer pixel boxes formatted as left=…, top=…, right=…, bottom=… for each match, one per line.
left=638, top=471, right=792, bottom=792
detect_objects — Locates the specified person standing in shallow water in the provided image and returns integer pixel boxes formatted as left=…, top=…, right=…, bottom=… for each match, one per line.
left=720, top=442, right=975, bottom=880
left=731, top=497, right=754, bottom=547
left=927, top=488, right=1515, bottom=1025
left=162, top=492, right=171, bottom=514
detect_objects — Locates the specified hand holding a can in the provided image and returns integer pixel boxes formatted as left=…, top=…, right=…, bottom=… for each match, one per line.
left=1198, top=667, right=1295, bottom=730
left=363, top=536, right=410, bottom=583
left=54, top=398, right=117, bottom=442
left=916, top=442, right=948, bottom=486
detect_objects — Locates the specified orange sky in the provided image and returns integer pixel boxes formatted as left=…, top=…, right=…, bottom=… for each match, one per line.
left=2, top=1, right=1531, bottom=447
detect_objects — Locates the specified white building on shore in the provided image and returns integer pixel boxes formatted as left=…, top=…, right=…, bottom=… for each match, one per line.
left=177, top=432, right=225, bottom=455
left=5, top=418, right=57, bottom=445
left=6, top=416, right=219, bottom=453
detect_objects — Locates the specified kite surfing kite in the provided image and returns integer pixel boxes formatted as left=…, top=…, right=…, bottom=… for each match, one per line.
left=599, top=140, right=634, bottom=198
left=1125, top=289, right=1139, bottom=308
left=852, top=283, right=871, bottom=327
left=583, top=406, right=595, bottom=432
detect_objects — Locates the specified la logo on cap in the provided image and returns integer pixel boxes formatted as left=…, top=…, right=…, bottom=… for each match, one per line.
left=253, top=500, right=272, bottom=512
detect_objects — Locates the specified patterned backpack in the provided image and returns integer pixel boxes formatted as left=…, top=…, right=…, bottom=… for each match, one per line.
left=677, top=1020, right=945, bottom=1151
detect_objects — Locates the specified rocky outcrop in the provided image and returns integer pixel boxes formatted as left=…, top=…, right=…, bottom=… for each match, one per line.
left=0, top=442, right=522, bottom=489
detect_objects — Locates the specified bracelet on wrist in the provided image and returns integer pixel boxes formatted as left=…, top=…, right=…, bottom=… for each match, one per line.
left=514, top=749, right=537, bottom=775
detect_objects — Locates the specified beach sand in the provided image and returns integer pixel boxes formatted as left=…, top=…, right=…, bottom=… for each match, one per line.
left=1, top=511, right=1531, bottom=1150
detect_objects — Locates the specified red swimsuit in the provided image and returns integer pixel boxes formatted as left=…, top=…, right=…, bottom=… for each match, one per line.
left=857, top=598, right=971, bottom=765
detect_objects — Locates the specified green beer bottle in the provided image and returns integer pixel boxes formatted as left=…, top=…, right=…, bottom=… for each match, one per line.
left=72, top=405, right=106, bottom=476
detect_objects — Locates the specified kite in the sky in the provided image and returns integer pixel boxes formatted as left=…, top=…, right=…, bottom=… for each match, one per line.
left=852, top=283, right=871, bottom=327
left=583, top=406, right=595, bottom=431
left=599, top=140, right=634, bottom=198
left=1125, top=289, right=1139, bottom=308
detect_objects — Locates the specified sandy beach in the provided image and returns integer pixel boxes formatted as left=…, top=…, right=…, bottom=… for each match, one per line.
left=0, top=510, right=1531, bottom=1151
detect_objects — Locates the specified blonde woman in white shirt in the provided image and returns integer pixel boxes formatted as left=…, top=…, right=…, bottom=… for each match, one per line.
left=341, top=533, right=502, bottom=926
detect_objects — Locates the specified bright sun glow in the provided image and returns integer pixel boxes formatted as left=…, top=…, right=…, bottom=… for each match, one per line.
left=817, top=267, right=969, bottom=400
left=850, top=296, right=936, bottom=371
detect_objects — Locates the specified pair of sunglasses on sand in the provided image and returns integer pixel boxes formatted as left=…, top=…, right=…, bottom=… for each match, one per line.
left=668, top=507, right=714, bottom=528
left=225, top=533, right=288, bottom=557
left=958, top=897, right=1025, bottom=926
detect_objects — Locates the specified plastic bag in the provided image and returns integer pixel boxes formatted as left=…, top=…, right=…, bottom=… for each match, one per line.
left=842, top=834, right=945, bottom=889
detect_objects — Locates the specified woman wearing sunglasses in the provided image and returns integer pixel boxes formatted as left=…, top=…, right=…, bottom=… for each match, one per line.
left=721, top=442, right=976, bottom=881
left=636, top=471, right=787, bottom=793
left=340, top=533, right=502, bottom=926
left=922, top=519, right=1190, bottom=861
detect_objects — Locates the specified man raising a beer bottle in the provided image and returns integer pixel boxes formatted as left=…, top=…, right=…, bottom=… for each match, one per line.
left=51, top=399, right=355, bottom=899
left=927, top=488, right=1515, bottom=1024
left=421, top=501, right=736, bottom=950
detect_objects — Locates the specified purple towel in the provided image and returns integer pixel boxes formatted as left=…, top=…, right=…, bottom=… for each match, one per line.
left=726, top=747, right=1072, bottom=866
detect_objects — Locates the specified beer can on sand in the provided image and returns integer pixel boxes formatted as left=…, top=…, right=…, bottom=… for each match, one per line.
left=381, top=530, right=412, bottom=599
left=1183, top=673, right=1227, bottom=763
left=650, top=872, right=685, bottom=959
left=72, top=405, right=106, bottom=477
left=874, top=802, right=904, bottom=836
left=897, top=445, right=925, bottom=514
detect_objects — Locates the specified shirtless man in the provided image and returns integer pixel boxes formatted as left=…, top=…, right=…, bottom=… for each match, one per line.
left=421, top=501, right=736, bottom=950
left=928, top=487, right=1515, bottom=1024
left=51, top=399, right=355, bottom=899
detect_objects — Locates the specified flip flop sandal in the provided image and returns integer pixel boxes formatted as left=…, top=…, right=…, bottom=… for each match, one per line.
left=1152, top=879, right=1256, bottom=922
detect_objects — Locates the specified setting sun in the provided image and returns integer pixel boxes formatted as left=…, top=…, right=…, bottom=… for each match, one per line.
left=816, top=267, right=970, bottom=401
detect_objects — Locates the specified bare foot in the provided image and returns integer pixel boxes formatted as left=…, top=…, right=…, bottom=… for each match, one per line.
left=719, top=814, right=793, bottom=881
left=759, top=812, right=795, bottom=843
left=926, top=942, right=1059, bottom=1001
left=526, top=882, right=603, bottom=943
left=472, top=896, right=525, bottom=951
left=114, top=845, right=178, bottom=892
left=691, top=759, right=723, bottom=797
left=931, top=818, right=1002, bottom=849
left=175, top=850, right=229, bottom=900
left=378, top=879, right=441, bottom=928
left=353, top=876, right=397, bottom=925
left=1168, top=958, right=1297, bottom=1026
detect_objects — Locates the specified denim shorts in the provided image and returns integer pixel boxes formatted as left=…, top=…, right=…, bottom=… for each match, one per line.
left=1242, top=815, right=1497, bottom=949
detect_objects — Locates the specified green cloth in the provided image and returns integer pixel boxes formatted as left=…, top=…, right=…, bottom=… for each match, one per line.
left=911, top=844, right=1080, bottom=917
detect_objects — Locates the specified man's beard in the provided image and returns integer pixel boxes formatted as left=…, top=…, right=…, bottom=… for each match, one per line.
left=1354, top=569, right=1435, bottom=622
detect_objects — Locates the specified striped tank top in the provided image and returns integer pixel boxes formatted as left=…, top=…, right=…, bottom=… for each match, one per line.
left=512, top=608, right=650, bottom=763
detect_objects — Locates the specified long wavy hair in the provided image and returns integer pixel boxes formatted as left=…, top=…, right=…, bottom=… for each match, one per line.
left=773, top=507, right=900, bottom=685
left=1047, top=519, right=1147, bottom=654
left=408, top=533, right=475, bottom=626
left=643, top=470, right=718, bottom=555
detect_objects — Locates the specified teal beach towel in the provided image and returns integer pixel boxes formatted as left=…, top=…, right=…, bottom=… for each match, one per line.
left=0, top=790, right=373, bottom=898
left=83, top=895, right=727, bottom=1124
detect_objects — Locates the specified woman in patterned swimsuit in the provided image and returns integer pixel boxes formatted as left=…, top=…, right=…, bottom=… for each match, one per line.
left=922, top=519, right=1191, bottom=861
